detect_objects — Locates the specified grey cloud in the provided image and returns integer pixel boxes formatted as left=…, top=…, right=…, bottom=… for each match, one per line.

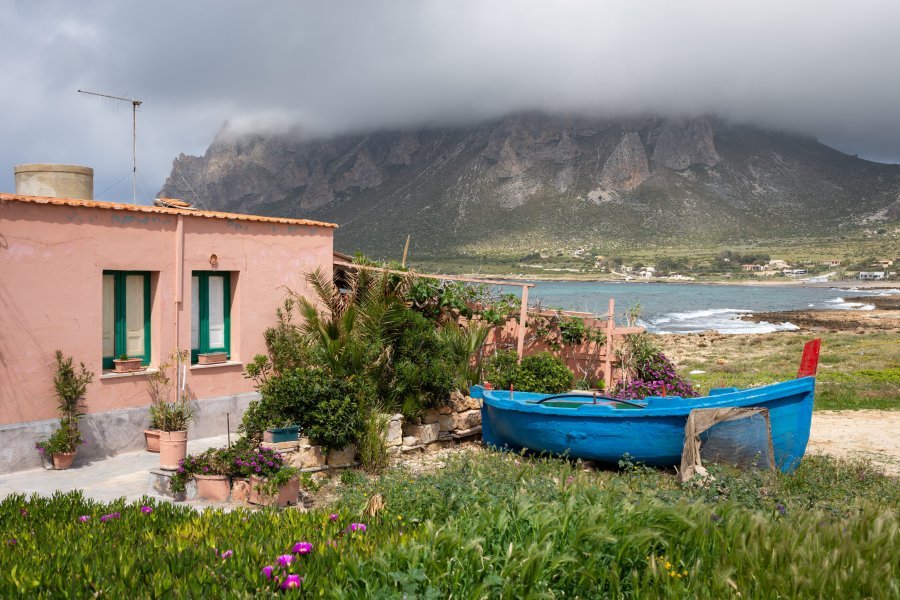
left=3, top=0, right=900, bottom=201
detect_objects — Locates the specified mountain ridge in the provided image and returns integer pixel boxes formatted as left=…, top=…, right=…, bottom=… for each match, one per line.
left=160, top=113, right=900, bottom=258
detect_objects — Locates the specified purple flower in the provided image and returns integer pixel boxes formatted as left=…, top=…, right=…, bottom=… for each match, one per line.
left=281, top=574, right=303, bottom=590
left=221, top=549, right=233, bottom=559
left=7, top=538, right=17, bottom=546
left=710, top=513, right=721, bottom=522
left=262, top=565, right=276, bottom=580
left=292, top=542, right=313, bottom=555
left=276, top=554, right=294, bottom=567
left=79, top=515, right=91, bottom=522
left=776, top=503, right=786, bottom=515
left=178, top=467, right=186, bottom=473
left=349, top=523, right=366, bottom=532
left=140, top=506, right=153, bottom=514
left=267, top=461, right=274, bottom=467
left=329, top=513, right=339, bottom=522
left=20, top=509, right=28, bottom=517
left=255, top=466, right=261, bottom=473
left=203, top=466, right=209, bottom=473
left=99, top=512, right=120, bottom=522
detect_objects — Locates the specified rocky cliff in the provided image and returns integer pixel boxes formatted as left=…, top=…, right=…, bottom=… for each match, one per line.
left=160, top=114, right=900, bottom=258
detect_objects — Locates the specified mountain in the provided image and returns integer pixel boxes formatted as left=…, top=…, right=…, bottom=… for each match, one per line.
left=159, top=114, right=900, bottom=259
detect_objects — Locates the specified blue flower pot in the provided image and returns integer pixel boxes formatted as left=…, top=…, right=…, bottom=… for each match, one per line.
left=264, top=425, right=301, bottom=443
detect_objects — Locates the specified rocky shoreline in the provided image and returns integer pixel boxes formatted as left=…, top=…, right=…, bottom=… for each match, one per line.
left=741, top=295, right=900, bottom=333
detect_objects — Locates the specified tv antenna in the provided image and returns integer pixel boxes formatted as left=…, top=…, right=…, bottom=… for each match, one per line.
left=78, top=89, right=143, bottom=203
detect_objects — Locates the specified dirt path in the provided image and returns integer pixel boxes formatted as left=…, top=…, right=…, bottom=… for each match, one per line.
left=808, top=410, right=900, bottom=475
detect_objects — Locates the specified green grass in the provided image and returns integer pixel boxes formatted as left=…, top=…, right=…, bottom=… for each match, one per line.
left=658, top=332, right=900, bottom=411
left=2, top=451, right=898, bottom=598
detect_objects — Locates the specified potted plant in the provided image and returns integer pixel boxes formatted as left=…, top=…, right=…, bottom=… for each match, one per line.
left=170, top=447, right=232, bottom=502
left=250, top=466, right=301, bottom=508
left=263, top=422, right=302, bottom=443
left=36, top=351, right=94, bottom=470
left=197, top=351, right=227, bottom=365
left=113, top=353, right=143, bottom=372
left=153, top=350, right=196, bottom=470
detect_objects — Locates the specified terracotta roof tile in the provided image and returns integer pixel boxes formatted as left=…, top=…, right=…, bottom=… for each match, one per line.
left=0, top=193, right=337, bottom=229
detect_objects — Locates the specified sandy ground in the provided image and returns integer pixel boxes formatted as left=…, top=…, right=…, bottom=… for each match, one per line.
left=808, top=410, right=900, bottom=475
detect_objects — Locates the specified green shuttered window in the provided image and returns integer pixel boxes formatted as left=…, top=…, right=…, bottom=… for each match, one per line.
left=102, top=271, right=151, bottom=369
left=191, top=272, right=231, bottom=363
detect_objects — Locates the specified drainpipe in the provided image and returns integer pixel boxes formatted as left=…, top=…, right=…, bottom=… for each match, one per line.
left=174, top=215, right=184, bottom=357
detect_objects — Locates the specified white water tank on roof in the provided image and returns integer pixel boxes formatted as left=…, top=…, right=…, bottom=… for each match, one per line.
left=14, top=163, right=94, bottom=200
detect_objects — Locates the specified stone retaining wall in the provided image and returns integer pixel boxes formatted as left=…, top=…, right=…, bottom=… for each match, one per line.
left=262, top=391, right=483, bottom=468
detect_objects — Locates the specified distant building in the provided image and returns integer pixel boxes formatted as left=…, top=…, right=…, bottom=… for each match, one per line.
left=742, top=264, right=765, bottom=272
left=768, top=259, right=790, bottom=269
left=858, top=271, right=886, bottom=280
left=820, top=259, right=842, bottom=267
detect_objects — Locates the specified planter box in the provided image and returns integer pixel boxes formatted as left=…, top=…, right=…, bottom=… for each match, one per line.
left=197, top=352, right=227, bottom=365
left=195, top=474, right=231, bottom=502
left=249, top=475, right=300, bottom=507
left=113, top=358, right=143, bottom=372
left=144, top=429, right=161, bottom=453
left=264, top=425, right=301, bottom=443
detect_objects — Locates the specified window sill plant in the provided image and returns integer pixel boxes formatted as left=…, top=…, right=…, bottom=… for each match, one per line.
left=35, top=350, right=94, bottom=470
left=113, top=354, right=143, bottom=372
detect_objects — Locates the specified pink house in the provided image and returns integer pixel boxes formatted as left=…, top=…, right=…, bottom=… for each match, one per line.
left=0, top=192, right=335, bottom=473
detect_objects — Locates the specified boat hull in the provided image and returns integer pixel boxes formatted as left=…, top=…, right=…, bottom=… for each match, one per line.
left=474, top=377, right=815, bottom=472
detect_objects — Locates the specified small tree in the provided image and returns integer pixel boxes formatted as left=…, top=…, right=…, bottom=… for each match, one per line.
left=37, top=351, right=94, bottom=455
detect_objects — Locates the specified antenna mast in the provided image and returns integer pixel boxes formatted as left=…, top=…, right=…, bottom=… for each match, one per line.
left=78, top=89, right=143, bottom=203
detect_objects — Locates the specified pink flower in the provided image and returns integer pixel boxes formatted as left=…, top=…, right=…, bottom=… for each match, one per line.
left=78, top=515, right=90, bottom=522
left=349, top=523, right=366, bottom=532
left=292, top=542, right=313, bottom=555
left=99, top=512, right=120, bottom=522
left=220, top=549, right=233, bottom=559
left=261, top=565, right=276, bottom=580
left=329, top=513, right=339, bottom=521
left=140, top=506, right=153, bottom=514
left=281, top=574, right=303, bottom=590
left=276, top=554, right=294, bottom=567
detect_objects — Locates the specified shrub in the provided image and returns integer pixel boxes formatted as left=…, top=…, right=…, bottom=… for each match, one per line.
left=357, top=409, right=390, bottom=474
left=483, top=350, right=574, bottom=394
left=36, top=350, right=94, bottom=456
left=239, top=366, right=365, bottom=451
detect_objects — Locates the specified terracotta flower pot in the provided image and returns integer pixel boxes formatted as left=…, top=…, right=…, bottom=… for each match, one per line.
left=231, top=477, right=251, bottom=503
left=195, top=474, right=231, bottom=502
left=159, top=430, right=188, bottom=470
left=249, top=475, right=300, bottom=507
left=144, top=429, right=161, bottom=453
left=52, top=451, right=76, bottom=470
left=113, top=357, right=143, bottom=372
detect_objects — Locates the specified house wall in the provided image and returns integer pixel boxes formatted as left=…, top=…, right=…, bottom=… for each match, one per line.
left=0, top=201, right=332, bottom=430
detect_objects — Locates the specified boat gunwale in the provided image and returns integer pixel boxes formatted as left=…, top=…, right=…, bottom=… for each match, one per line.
left=477, top=376, right=816, bottom=419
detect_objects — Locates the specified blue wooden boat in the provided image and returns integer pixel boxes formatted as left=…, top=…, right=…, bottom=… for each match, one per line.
left=473, top=339, right=821, bottom=472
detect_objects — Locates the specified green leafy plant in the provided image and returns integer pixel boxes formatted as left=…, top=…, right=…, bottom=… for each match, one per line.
left=36, top=351, right=94, bottom=456
left=357, top=408, right=390, bottom=474
left=147, top=350, right=196, bottom=432
left=255, top=466, right=300, bottom=497
left=483, top=350, right=573, bottom=394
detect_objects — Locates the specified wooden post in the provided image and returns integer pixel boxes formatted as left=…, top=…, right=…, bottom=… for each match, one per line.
left=516, top=285, right=529, bottom=362
left=603, top=298, right=615, bottom=387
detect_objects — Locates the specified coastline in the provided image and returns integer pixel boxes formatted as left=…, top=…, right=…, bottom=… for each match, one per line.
left=740, top=295, right=900, bottom=333
left=451, top=271, right=897, bottom=290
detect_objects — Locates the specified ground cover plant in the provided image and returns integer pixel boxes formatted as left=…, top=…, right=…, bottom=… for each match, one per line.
left=2, top=450, right=897, bottom=598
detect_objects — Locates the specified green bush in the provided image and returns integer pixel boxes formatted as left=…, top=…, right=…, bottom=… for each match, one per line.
left=239, top=366, right=364, bottom=451
left=483, top=350, right=574, bottom=393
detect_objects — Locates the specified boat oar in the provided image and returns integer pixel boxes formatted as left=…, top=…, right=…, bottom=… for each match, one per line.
left=533, top=393, right=647, bottom=409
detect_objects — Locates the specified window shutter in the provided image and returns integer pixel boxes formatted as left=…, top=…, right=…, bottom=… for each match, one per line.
left=208, top=276, right=226, bottom=348
left=102, top=274, right=115, bottom=357
left=191, top=276, right=200, bottom=349
left=124, top=275, right=145, bottom=356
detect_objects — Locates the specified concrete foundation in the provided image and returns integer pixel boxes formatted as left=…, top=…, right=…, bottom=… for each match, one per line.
left=0, top=392, right=257, bottom=475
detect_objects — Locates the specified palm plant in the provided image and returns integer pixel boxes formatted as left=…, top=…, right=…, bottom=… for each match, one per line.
left=437, top=320, right=492, bottom=389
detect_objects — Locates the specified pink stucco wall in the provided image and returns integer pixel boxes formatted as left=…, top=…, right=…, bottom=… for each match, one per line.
left=0, top=197, right=333, bottom=426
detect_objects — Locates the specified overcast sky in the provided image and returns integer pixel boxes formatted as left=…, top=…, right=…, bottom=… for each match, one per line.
left=3, top=0, right=900, bottom=202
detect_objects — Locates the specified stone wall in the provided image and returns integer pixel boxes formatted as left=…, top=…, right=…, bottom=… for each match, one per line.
left=262, top=391, right=484, bottom=469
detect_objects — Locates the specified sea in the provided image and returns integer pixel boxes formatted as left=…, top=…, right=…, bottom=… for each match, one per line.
left=499, top=281, right=900, bottom=335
